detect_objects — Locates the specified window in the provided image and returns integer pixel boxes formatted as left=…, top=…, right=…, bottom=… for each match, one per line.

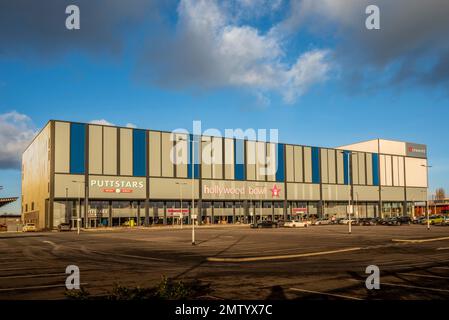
left=133, top=129, right=147, bottom=177
left=70, top=123, right=86, bottom=174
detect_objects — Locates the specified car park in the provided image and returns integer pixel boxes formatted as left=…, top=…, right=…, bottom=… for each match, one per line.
left=284, top=220, right=309, bottom=228
left=22, top=223, right=37, bottom=232
left=250, top=220, right=279, bottom=228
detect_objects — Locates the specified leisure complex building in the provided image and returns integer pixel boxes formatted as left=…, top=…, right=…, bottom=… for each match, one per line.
left=21, top=120, right=429, bottom=230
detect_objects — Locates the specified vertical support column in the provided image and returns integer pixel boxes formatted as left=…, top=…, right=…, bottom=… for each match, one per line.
left=211, top=203, right=215, bottom=224
left=108, top=201, right=112, bottom=227
left=84, top=125, right=89, bottom=229
left=232, top=202, right=236, bottom=224
left=49, top=121, right=56, bottom=230
left=163, top=202, right=167, bottom=225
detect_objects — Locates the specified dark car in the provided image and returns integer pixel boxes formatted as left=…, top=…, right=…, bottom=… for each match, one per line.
left=250, top=221, right=279, bottom=228
left=385, top=216, right=411, bottom=226
left=356, top=218, right=376, bottom=226
left=57, top=223, right=72, bottom=231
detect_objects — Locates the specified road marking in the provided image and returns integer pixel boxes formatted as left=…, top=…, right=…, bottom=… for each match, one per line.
left=289, top=287, right=363, bottom=300
left=0, top=272, right=64, bottom=280
left=0, top=283, right=88, bottom=292
left=348, top=279, right=449, bottom=293
left=206, top=247, right=361, bottom=262
left=392, top=236, right=449, bottom=243
left=436, top=247, right=449, bottom=251
left=42, top=240, right=57, bottom=247
left=90, top=250, right=169, bottom=262
left=433, top=266, right=449, bottom=270
left=397, top=272, right=449, bottom=280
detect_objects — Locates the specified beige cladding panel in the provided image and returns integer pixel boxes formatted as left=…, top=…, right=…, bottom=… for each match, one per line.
left=322, top=184, right=350, bottom=201
left=381, top=186, right=405, bottom=201
left=321, top=149, right=328, bottom=183
left=352, top=153, right=359, bottom=185
left=246, top=141, right=256, bottom=180
left=392, top=156, right=399, bottom=186
left=54, top=121, right=70, bottom=173
left=149, top=178, right=199, bottom=199
left=405, top=157, right=427, bottom=187
left=120, top=128, right=133, bottom=176
left=286, top=145, right=294, bottom=182
left=358, top=153, right=366, bottom=185
left=337, top=150, right=344, bottom=184
left=88, top=125, right=103, bottom=174
left=212, top=137, right=223, bottom=179
left=103, top=126, right=117, bottom=175
left=406, top=187, right=427, bottom=202
left=201, top=137, right=212, bottom=179
left=385, top=155, right=393, bottom=186
left=294, top=146, right=303, bottom=183
left=398, top=157, right=405, bottom=186
left=89, top=175, right=146, bottom=199
left=256, top=141, right=265, bottom=181
left=149, top=131, right=161, bottom=176
left=287, top=183, right=320, bottom=201
left=328, top=149, right=336, bottom=184
left=303, top=147, right=312, bottom=183
left=175, top=133, right=188, bottom=178
left=266, top=143, right=276, bottom=182
left=161, top=132, right=174, bottom=177
left=224, top=138, right=234, bottom=180
left=366, top=153, right=373, bottom=185
left=379, top=139, right=406, bottom=156
left=353, top=185, right=380, bottom=201
left=54, top=174, right=85, bottom=198
left=202, top=180, right=284, bottom=200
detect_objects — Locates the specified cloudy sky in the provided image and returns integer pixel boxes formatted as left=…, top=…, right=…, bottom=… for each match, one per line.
left=1, top=0, right=449, bottom=213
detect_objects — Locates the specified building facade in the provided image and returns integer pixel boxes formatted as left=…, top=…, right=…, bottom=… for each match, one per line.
left=21, top=120, right=429, bottom=230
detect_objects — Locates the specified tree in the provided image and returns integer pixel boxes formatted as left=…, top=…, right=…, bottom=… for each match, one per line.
left=435, top=188, right=446, bottom=201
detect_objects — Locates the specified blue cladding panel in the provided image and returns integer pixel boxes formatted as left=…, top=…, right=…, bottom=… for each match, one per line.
left=188, top=134, right=199, bottom=179
left=70, top=123, right=86, bottom=174
left=234, top=139, right=245, bottom=180
left=275, top=143, right=285, bottom=182
left=343, top=151, right=349, bottom=185
left=133, top=130, right=147, bottom=177
left=372, top=153, right=379, bottom=186
left=312, top=147, right=320, bottom=183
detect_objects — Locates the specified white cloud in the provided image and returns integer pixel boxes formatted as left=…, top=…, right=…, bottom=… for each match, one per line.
left=144, top=0, right=331, bottom=104
left=0, top=111, right=36, bottom=169
left=126, top=123, right=137, bottom=128
left=90, top=119, right=115, bottom=126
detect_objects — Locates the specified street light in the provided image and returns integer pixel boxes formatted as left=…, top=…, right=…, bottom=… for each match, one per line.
left=338, top=150, right=357, bottom=234
left=72, top=180, right=84, bottom=235
left=175, top=182, right=187, bottom=229
left=421, top=164, right=432, bottom=231
left=177, top=135, right=208, bottom=245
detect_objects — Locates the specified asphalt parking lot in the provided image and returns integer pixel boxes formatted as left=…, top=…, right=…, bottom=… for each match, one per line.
left=1, top=224, right=449, bottom=300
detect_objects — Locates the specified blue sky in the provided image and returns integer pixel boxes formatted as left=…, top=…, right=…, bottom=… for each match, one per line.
left=1, top=0, right=449, bottom=213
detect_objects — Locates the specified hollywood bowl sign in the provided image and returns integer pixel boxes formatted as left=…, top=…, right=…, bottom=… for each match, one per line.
left=203, top=184, right=282, bottom=199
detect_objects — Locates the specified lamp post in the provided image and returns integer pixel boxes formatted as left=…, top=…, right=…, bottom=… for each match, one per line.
left=338, top=150, right=356, bottom=234
left=421, top=164, right=432, bottom=231
left=72, top=180, right=85, bottom=235
left=177, top=135, right=208, bottom=245
left=175, top=182, right=187, bottom=229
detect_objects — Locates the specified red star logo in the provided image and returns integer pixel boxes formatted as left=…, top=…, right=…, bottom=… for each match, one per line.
left=271, top=184, right=281, bottom=197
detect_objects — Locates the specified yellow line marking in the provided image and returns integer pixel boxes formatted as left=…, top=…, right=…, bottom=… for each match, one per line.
left=397, top=273, right=449, bottom=280
left=289, top=287, right=363, bottom=300
left=206, top=247, right=361, bottom=262
left=392, top=236, right=449, bottom=243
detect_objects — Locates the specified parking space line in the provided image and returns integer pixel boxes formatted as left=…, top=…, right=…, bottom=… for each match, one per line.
left=0, top=283, right=88, bottom=292
left=207, top=247, right=361, bottom=262
left=392, top=236, right=449, bottom=243
left=289, top=287, right=363, bottom=300
left=348, top=279, right=449, bottom=293
left=436, top=247, right=449, bottom=251
left=0, top=272, right=64, bottom=280
left=432, top=266, right=449, bottom=270
left=397, top=273, right=449, bottom=280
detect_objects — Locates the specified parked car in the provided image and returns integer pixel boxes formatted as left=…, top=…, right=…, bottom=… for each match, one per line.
left=250, top=220, right=279, bottom=228
left=421, top=215, right=445, bottom=225
left=355, top=218, right=375, bottom=226
left=0, top=223, right=7, bottom=232
left=314, top=219, right=331, bottom=225
left=284, top=220, right=309, bottom=228
left=22, top=223, right=37, bottom=232
left=441, top=216, right=449, bottom=226
left=57, top=223, right=71, bottom=232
